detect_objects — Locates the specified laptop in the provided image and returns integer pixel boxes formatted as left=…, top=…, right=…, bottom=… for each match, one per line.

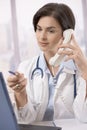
left=0, top=72, right=62, bottom=130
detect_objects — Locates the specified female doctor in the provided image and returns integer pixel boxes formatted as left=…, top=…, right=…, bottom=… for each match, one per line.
left=7, top=3, right=87, bottom=124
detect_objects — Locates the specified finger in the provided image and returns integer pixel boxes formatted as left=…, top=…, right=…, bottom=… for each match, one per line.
left=7, top=81, right=18, bottom=88
left=7, top=73, right=24, bottom=87
left=58, top=49, right=74, bottom=55
left=58, top=34, right=79, bottom=51
left=71, top=34, right=81, bottom=49
left=71, top=34, right=78, bottom=46
left=58, top=43, right=76, bottom=50
left=7, top=71, right=22, bottom=81
left=7, top=75, right=19, bottom=82
left=12, top=84, right=20, bottom=90
left=10, top=75, right=26, bottom=88
left=12, top=78, right=27, bottom=92
left=15, top=72, right=24, bottom=78
left=19, top=78, right=27, bottom=88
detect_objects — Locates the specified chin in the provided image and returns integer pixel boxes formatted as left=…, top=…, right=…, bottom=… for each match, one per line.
left=39, top=47, right=48, bottom=52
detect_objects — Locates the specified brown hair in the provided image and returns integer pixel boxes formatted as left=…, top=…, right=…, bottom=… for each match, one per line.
left=33, top=3, right=75, bottom=32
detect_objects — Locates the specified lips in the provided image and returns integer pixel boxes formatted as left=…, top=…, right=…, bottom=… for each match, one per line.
left=39, top=42, right=48, bottom=46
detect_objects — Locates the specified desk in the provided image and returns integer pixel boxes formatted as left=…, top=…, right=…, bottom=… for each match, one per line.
left=32, top=119, right=87, bottom=130
left=55, top=119, right=87, bottom=130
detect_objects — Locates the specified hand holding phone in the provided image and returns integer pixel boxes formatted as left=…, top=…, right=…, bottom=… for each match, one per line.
left=49, top=29, right=74, bottom=67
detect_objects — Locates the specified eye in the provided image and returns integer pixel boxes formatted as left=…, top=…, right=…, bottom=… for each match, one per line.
left=49, top=30, right=55, bottom=33
left=48, top=29, right=56, bottom=33
left=36, top=27, right=42, bottom=31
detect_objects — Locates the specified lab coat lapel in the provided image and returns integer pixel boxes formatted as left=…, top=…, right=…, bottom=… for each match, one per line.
left=32, top=73, right=49, bottom=120
left=54, top=65, right=76, bottom=98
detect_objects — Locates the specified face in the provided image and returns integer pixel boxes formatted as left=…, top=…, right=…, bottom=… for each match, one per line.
left=35, top=16, right=63, bottom=54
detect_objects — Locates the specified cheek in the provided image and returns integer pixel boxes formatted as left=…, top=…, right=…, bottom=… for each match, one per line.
left=50, top=35, right=61, bottom=46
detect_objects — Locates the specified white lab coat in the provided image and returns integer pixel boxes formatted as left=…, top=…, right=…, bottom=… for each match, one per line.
left=11, top=55, right=87, bottom=124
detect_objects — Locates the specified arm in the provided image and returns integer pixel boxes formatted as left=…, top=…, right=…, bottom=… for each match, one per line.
left=7, top=60, right=37, bottom=124
left=58, top=34, right=87, bottom=122
left=73, top=76, right=87, bottom=123
left=58, top=34, right=87, bottom=97
left=7, top=71, right=28, bottom=108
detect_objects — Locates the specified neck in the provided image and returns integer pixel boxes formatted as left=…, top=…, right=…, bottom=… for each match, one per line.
left=44, top=52, right=54, bottom=64
left=44, top=52, right=59, bottom=76
left=47, top=62, right=59, bottom=77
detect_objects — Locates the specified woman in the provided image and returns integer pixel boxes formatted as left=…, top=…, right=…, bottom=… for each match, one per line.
left=7, top=3, right=87, bottom=124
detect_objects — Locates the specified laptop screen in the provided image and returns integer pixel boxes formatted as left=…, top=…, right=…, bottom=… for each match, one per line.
left=0, top=72, right=20, bottom=130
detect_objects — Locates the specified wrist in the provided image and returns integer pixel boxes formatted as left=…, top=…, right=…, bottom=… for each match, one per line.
left=14, top=90, right=28, bottom=108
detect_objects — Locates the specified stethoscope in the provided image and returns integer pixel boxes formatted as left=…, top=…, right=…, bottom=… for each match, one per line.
left=31, top=56, right=77, bottom=98
left=31, top=56, right=43, bottom=79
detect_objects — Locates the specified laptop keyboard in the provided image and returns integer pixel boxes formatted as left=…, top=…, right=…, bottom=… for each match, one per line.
left=19, top=124, right=62, bottom=130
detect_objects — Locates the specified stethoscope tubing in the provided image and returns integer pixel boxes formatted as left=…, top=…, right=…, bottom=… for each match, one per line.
left=31, top=56, right=43, bottom=79
left=31, top=56, right=77, bottom=98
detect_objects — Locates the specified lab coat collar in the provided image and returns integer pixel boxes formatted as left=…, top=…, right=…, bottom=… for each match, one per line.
left=62, top=60, right=77, bottom=74
left=39, top=52, right=77, bottom=74
left=39, top=52, right=47, bottom=71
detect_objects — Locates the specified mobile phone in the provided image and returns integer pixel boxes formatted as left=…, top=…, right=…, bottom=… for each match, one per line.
left=49, top=29, right=74, bottom=67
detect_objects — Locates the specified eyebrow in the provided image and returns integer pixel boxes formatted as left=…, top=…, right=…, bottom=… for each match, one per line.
left=37, top=25, right=56, bottom=30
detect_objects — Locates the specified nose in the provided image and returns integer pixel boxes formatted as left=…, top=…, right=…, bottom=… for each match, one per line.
left=40, top=31, right=47, bottom=40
